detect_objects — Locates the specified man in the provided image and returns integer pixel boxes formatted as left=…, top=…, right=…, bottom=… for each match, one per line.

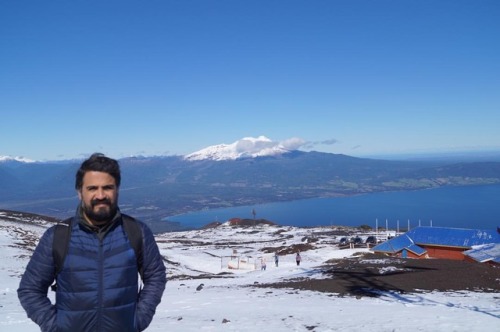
left=18, top=153, right=167, bottom=331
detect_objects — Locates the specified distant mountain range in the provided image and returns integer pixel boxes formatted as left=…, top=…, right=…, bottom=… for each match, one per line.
left=1, top=144, right=500, bottom=232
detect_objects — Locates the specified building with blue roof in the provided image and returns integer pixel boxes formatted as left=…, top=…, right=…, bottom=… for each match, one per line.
left=371, top=226, right=500, bottom=264
left=463, top=243, right=500, bottom=264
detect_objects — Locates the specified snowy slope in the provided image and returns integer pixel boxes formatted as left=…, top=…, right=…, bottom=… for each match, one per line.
left=1, top=215, right=499, bottom=332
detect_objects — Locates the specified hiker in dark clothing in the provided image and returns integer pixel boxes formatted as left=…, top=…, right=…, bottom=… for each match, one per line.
left=18, top=153, right=167, bottom=332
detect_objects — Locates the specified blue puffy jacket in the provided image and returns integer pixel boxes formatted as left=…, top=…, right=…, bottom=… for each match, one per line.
left=18, top=209, right=167, bottom=331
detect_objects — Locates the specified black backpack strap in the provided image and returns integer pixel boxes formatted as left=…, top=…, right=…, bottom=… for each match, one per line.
left=122, top=214, right=144, bottom=280
left=53, top=218, right=72, bottom=276
left=51, top=217, right=72, bottom=291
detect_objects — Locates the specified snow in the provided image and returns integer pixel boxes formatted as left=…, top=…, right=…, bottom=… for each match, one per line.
left=0, top=155, right=35, bottom=163
left=1, top=218, right=499, bottom=332
left=184, top=136, right=304, bottom=161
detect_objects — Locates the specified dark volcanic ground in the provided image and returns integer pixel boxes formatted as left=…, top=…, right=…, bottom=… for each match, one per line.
left=259, top=253, right=500, bottom=297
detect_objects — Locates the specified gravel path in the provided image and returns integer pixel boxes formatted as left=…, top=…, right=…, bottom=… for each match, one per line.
left=260, top=253, right=500, bottom=297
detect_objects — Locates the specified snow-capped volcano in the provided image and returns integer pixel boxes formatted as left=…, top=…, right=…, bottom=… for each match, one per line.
left=184, top=136, right=304, bottom=161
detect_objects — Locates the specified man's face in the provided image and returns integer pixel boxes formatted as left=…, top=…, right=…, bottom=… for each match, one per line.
left=78, top=171, right=119, bottom=225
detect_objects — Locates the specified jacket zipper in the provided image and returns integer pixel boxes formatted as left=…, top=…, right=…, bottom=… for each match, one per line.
left=97, top=234, right=104, bottom=331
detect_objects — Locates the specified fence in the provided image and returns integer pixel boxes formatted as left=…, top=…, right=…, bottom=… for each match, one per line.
left=221, top=255, right=257, bottom=270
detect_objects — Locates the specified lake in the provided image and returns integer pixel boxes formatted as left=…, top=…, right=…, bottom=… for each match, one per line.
left=166, top=184, right=500, bottom=230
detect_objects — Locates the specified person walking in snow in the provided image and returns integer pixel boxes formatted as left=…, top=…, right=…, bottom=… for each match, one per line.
left=296, top=252, right=302, bottom=266
left=274, top=253, right=279, bottom=267
left=261, top=257, right=267, bottom=270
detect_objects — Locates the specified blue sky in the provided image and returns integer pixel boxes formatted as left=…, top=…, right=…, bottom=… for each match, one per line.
left=1, top=1, right=499, bottom=161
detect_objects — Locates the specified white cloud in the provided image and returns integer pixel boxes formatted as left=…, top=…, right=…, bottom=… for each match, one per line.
left=235, top=136, right=275, bottom=154
left=280, top=137, right=306, bottom=150
left=298, top=138, right=340, bottom=151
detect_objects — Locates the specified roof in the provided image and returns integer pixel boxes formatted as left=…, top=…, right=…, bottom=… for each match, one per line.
left=405, top=227, right=500, bottom=248
left=371, top=234, right=427, bottom=255
left=371, top=226, right=500, bottom=255
left=404, top=243, right=427, bottom=256
left=463, top=243, right=500, bottom=264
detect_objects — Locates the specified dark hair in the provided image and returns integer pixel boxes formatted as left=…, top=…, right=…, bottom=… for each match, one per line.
left=75, top=153, right=121, bottom=190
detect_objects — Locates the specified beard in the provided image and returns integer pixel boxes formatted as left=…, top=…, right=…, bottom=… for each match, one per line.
left=82, top=198, right=118, bottom=224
